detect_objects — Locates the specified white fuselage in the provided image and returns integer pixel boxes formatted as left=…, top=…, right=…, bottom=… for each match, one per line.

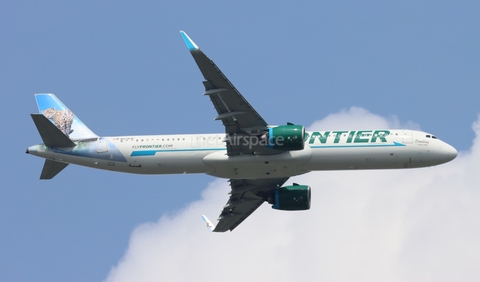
left=27, top=129, right=457, bottom=180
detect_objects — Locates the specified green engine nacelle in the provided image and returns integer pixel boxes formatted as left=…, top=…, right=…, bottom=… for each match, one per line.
left=272, top=184, right=311, bottom=211
left=267, top=124, right=305, bottom=151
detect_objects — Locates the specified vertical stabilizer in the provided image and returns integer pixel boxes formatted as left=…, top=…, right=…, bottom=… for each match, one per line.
left=35, top=94, right=98, bottom=140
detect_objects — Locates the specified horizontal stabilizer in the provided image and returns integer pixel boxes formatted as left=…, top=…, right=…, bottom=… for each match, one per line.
left=40, top=159, right=69, bottom=179
left=31, top=114, right=76, bottom=148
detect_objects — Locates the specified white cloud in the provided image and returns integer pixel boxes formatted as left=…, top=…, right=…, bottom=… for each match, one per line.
left=308, top=106, right=421, bottom=131
left=105, top=110, right=480, bottom=282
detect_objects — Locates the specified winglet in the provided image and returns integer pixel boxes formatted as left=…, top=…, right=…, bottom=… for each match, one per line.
left=201, top=215, right=216, bottom=232
left=180, top=31, right=199, bottom=51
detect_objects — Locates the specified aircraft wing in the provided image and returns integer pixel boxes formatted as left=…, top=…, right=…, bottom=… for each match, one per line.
left=181, top=32, right=289, bottom=232
left=212, top=177, right=289, bottom=232
left=180, top=31, right=268, bottom=137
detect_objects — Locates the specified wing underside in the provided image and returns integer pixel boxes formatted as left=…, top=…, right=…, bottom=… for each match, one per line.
left=213, top=178, right=289, bottom=232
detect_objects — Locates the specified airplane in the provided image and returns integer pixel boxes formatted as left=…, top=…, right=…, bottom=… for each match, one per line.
left=26, top=31, right=458, bottom=232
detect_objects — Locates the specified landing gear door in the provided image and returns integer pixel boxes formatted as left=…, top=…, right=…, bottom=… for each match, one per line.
left=97, top=137, right=108, bottom=153
left=402, top=130, right=413, bottom=144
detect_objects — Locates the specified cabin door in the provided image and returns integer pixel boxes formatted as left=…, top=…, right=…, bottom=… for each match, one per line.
left=97, top=137, right=108, bottom=153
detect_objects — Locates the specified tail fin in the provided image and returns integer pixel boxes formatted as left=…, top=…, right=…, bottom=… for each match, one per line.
left=34, top=93, right=97, bottom=140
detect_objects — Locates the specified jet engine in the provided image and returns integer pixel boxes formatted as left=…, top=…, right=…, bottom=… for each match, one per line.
left=270, top=183, right=311, bottom=211
left=266, top=124, right=305, bottom=151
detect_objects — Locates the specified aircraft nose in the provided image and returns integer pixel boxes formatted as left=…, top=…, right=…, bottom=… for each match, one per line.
left=440, top=142, right=457, bottom=163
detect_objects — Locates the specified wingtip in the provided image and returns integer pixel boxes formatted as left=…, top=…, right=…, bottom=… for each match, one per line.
left=180, top=30, right=199, bottom=51
left=201, top=215, right=216, bottom=232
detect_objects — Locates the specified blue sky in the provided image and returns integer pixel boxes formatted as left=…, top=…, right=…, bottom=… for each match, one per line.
left=1, top=1, right=479, bottom=281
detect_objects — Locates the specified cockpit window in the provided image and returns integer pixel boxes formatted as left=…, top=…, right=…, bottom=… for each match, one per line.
left=432, top=136, right=438, bottom=139
left=426, top=135, right=431, bottom=138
